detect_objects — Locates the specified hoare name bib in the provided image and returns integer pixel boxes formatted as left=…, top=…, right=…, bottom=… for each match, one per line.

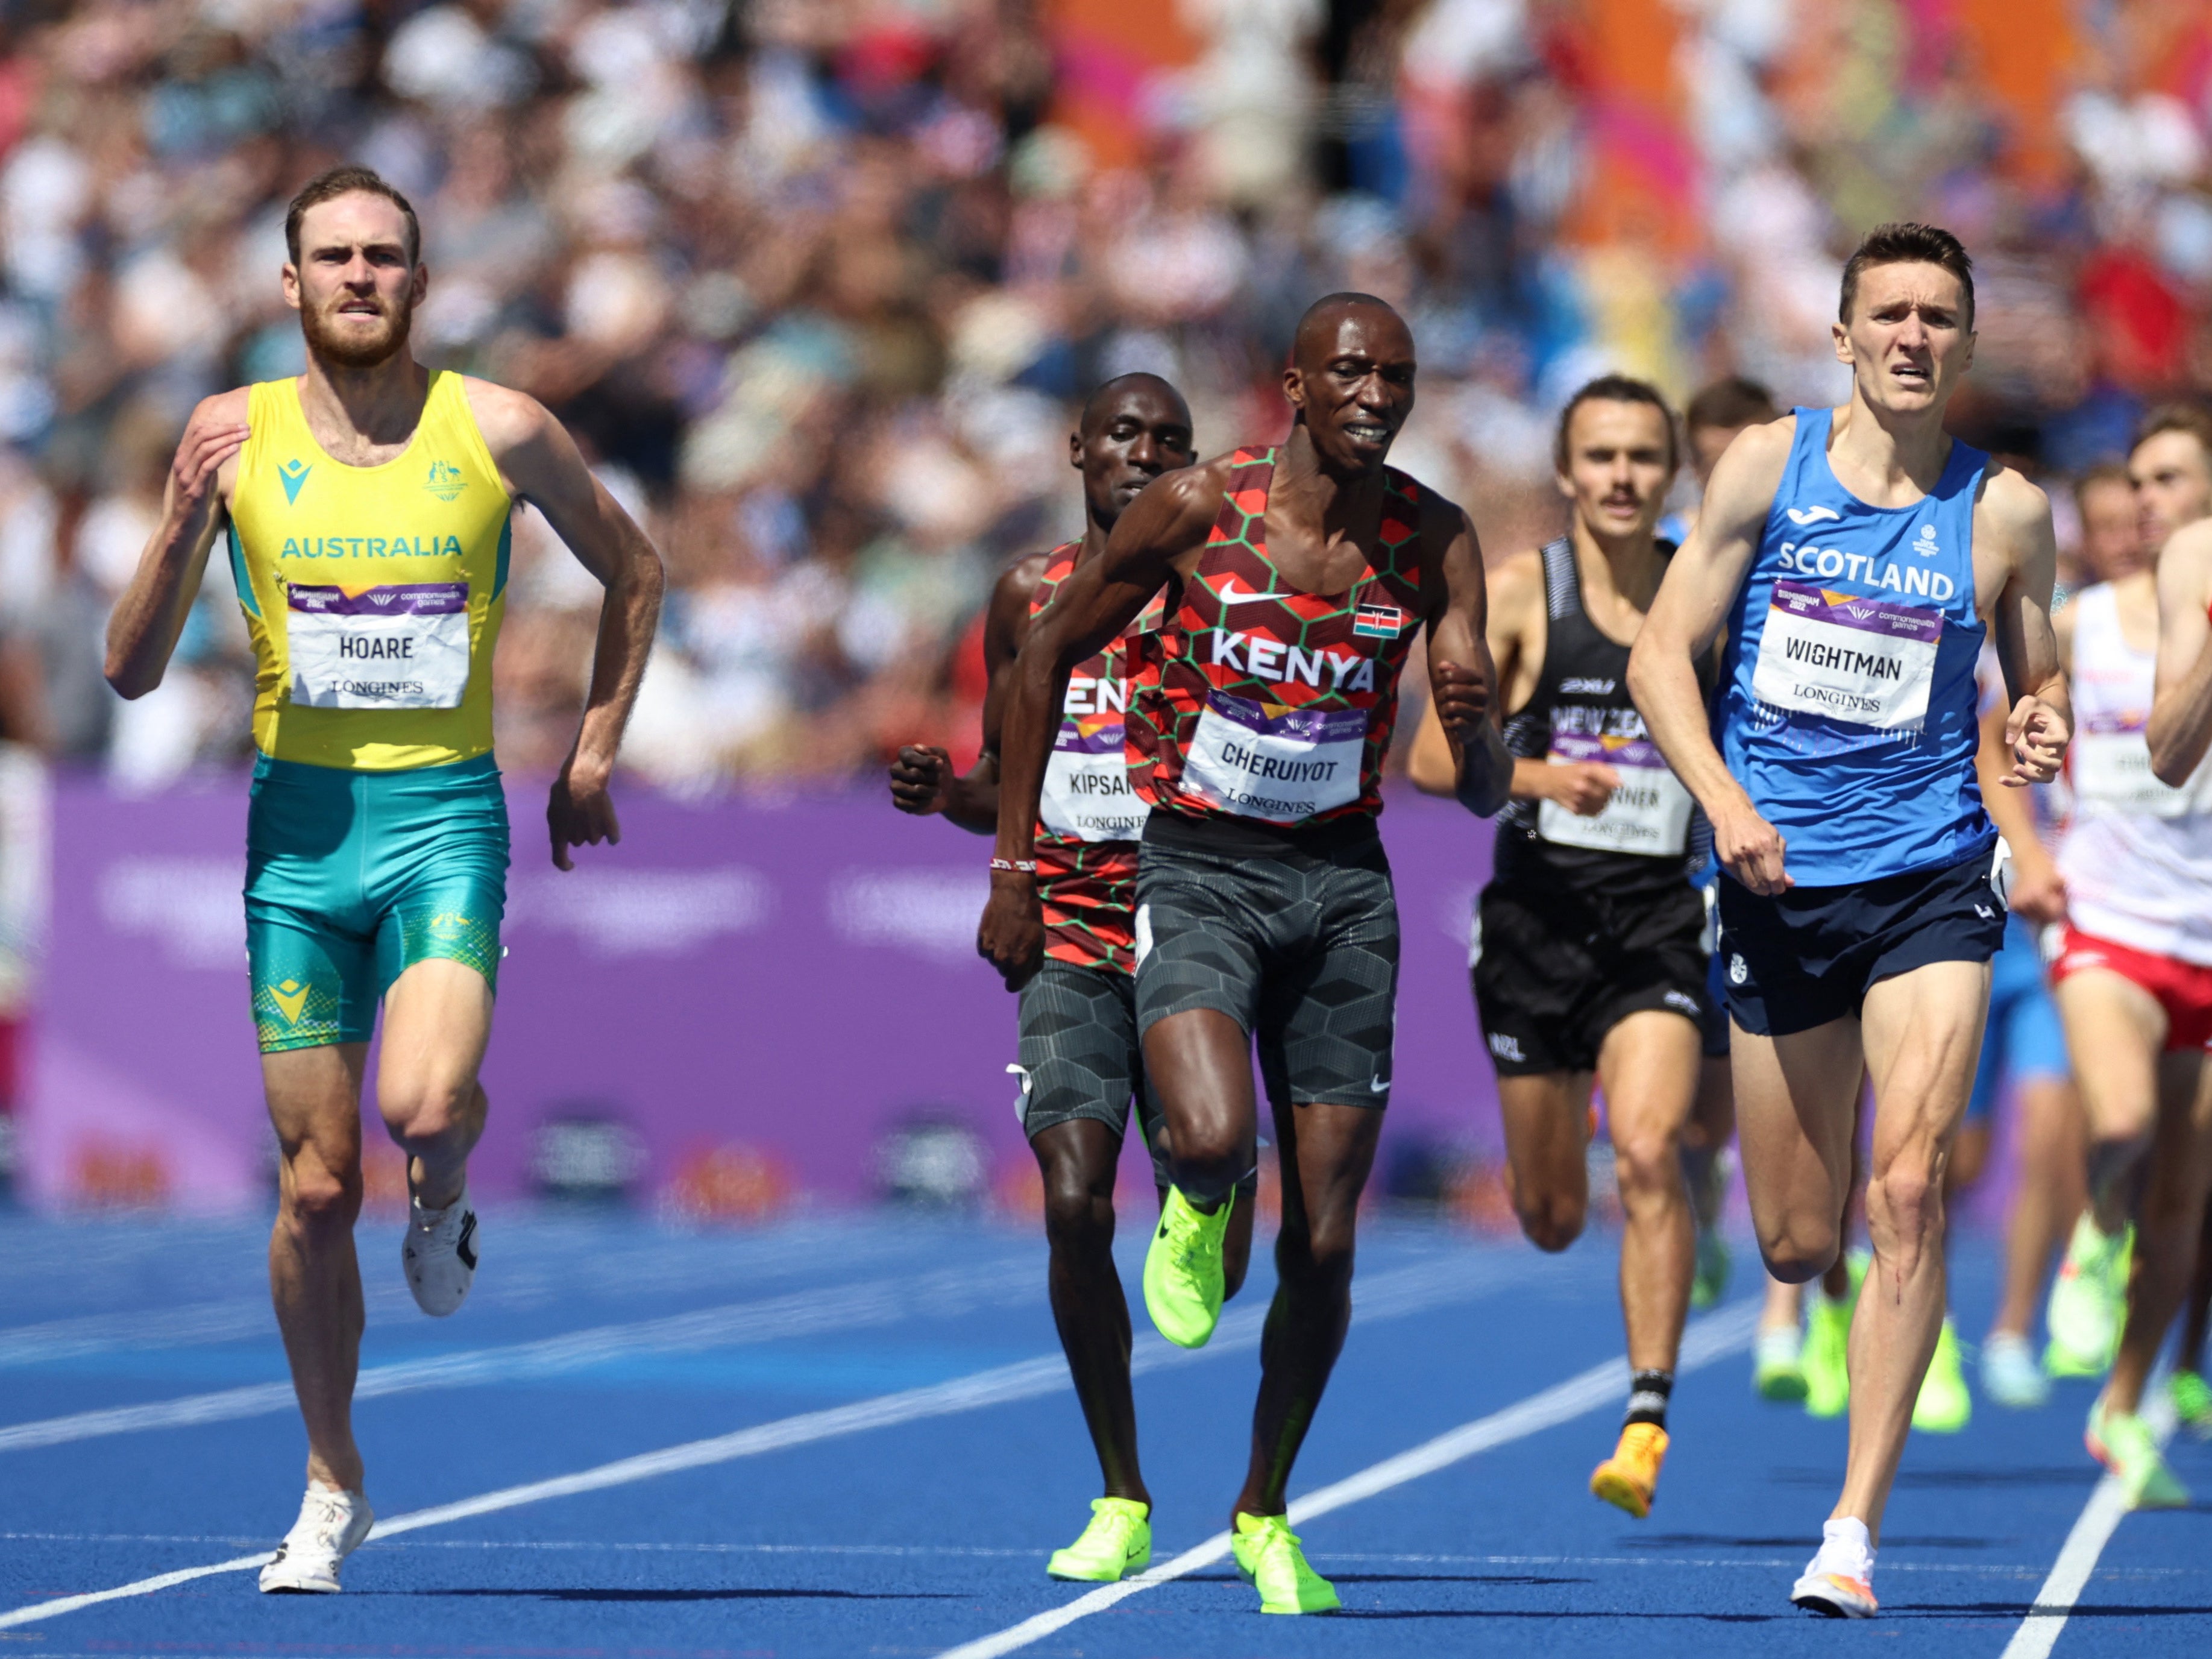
left=287, top=581, right=471, bottom=710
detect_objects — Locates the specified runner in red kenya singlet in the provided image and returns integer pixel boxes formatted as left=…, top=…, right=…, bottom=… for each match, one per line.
left=978, top=294, right=1512, bottom=1617
left=890, top=374, right=1255, bottom=1584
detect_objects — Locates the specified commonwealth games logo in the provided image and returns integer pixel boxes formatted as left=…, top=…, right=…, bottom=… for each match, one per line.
left=424, top=461, right=468, bottom=502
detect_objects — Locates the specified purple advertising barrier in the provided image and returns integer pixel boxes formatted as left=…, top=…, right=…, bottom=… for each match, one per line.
left=25, top=778, right=1504, bottom=1212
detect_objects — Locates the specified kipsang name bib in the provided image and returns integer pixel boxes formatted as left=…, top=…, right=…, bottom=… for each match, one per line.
left=1041, top=678, right=1147, bottom=842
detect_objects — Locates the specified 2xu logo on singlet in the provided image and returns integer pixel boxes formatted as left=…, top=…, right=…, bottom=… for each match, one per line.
left=1752, top=580, right=1940, bottom=728
left=1040, top=673, right=1146, bottom=842
left=287, top=581, right=471, bottom=709
left=2073, top=710, right=2212, bottom=819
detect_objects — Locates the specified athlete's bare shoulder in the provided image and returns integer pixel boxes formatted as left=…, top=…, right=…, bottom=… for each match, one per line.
left=993, top=550, right=1054, bottom=614
left=195, top=386, right=253, bottom=424
left=1973, top=462, right=2052, bottom=535
left=1488, top=546, right=1545, bottom=622
left=187, top=387, right=254, bottom=504
left=455, top=374, right=558, bottom=456
left=2160, top=515, right=2212, bottom=603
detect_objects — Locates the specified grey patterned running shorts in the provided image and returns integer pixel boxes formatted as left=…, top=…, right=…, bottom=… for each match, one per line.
left=1016, top=961, right=1166, bottom=1176
left=1133, top=813, right=1400, bottom=1109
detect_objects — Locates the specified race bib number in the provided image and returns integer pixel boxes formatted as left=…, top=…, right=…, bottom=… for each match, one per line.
left=1752, top=581, right=1939, bottom=728
left=2072, top=714, right=2212, bottom=819
left=1040, top=716, right=1146, bottom=841
left=1536, top=731, right=1694, bottom=855
left=1180, top=690, right=1366, bottom=823
left=287, top=582, right=471, bottom=710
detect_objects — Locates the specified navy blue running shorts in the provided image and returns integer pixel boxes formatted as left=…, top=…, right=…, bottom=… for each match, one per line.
left=1715, top=844, right=2006, bottom=1038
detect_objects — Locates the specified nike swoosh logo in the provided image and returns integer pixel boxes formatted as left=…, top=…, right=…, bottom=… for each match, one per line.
left=1369, top=1076, right=1390, bottom=1094
left=1213, top=583, right=1280, bottom=607
left=1784, top=506, right=1842, bottom=526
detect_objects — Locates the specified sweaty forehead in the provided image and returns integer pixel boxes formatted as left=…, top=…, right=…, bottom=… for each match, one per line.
left=1569, top=398, right=1670, bottom=449
left=1296, top=306, right=1414, bottom=368
left=1853, top=261, right=1966, bottom=315
left=1085, top=383, right=1189, bottom=435
left=298, top=191, right=410, bottom=251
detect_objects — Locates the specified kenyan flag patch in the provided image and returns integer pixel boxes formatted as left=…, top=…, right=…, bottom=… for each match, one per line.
left=1353, top=600, right=1408, bottom=638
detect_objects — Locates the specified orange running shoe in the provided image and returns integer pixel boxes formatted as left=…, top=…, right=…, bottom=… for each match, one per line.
left=1589, top=1422, right=1668, bottom=1518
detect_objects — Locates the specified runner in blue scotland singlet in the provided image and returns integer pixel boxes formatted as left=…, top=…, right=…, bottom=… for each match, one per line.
left=1628, top=223, right=2069, bottom=1622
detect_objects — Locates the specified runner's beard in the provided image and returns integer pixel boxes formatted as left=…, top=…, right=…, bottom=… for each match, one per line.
left=301, top=290, right=413, bottom=370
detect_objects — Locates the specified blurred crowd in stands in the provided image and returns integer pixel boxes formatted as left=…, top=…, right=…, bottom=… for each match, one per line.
left=0, top=0, right=2204, bottom=795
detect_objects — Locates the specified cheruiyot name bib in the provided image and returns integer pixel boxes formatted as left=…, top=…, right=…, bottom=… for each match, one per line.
left=1751, top=581, right=1941, bottom=728
left=287, top=582, right=472, bottom=709
left=1180, top=689, right=1368, bottom=823
left=1537, top=730, right=1694, bottom=854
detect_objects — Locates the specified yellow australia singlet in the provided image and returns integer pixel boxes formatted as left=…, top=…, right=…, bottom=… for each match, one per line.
left=227, top=370, right=512, bottom=771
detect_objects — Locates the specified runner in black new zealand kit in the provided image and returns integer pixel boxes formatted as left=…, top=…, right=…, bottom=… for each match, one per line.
left=1410, top=376, right=1712, bottom=1519
left=890, top=373, right=1254, bottom=1583
left=978, top=293, right=1510, bottom=1616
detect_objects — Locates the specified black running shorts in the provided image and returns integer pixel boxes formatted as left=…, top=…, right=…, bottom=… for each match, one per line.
left=1133, top=813, right=1398, bottom=1110
left=1471, top=876, right=1712, bottom=1077
left=1715, top=845, right=2006, bottom=1038
left=1016, top=959, right=1256, bottom=1196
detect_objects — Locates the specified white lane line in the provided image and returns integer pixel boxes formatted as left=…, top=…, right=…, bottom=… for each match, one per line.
left=11, top=1534, right=2188, bottom=1579
left=1999, top=1394, right=2179, bottom=1659
left=0, top=1259, right=1039, bottom=1453
left=0, top=1253, right=1510, bottom=1632
left=0, top=1226, right=922, bottom=1368
left=932, top=1299, right=1761, bottom=1659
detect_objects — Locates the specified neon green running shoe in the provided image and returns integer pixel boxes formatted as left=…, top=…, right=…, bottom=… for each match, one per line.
left=1691, top=1229, right=1732, bottom=1311
left=1755, top=1324, right=1809, bottom=1403
left=2045, top=1217, right=2130, bottom=1379
left=1143, top=1186, right=1231, bottom=1349
left=1912, top=1317, right=1972, bottom=1434
left=1046, top=1496, right=1151, bottom=1582
left=2169, top=1369, right=2212, bottom=1440
left=2087, top=1397, right=2189, bottom=1509
left=1803, top=1253, right=1865, bottom=1420
left=1231, top=1512, right=1340, bottom=1614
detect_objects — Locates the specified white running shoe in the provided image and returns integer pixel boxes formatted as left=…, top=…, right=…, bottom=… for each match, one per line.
left=1791, top=1517, right=1877, bottom=1618
left=1981, top=1330, right=2050, bottom=1409
left=402, top=1183, right=479, bottom=1317
left=259, top=1484, right=373, bottom=1593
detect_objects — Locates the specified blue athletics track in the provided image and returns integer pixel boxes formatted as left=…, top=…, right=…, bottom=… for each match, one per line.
left=0, top=1204, right=2206, bottom=1658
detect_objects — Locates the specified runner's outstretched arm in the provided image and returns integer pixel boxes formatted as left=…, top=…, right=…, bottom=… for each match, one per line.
left=1627, top=420, right=1794, bottom=895
left=2149, top=521, right=2212, bottom=785
left=105, top=390, right=251, bottom=698
left=977, top=465, right=1221, bottom=987
left=1420, top=500, right=1511, bottom=815
left=890, top=556, right=1047, bottom=834
left=1979, top=468, right=2069, bottom=788
left=467, top=382, right=665, bottom=870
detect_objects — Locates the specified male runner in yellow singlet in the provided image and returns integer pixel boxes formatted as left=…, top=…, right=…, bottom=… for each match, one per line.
left=104, top=166, right=663, bottom=1593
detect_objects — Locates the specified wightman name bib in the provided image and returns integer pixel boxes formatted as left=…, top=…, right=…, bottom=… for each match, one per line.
left=1536, top=731, right=1694, bottom=855
left=1181, top=689, right=1367, bottom=823
left=1752, top=581, right=1940, bottom=728
left=287, top=582, right=471, bottom=710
